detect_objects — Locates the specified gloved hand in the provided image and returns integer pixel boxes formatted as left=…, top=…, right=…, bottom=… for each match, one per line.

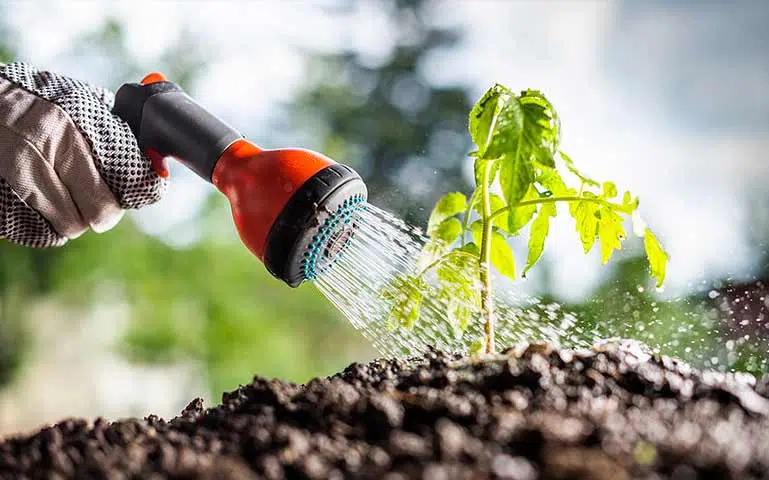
left=0, top=62, right=167, bottom=247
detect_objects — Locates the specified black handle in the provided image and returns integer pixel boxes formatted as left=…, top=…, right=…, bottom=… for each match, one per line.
left=112, top=80, right=243, bottom=182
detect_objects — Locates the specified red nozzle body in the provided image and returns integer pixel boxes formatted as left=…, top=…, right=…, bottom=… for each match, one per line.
left=211, top=140, right=336, bottom=260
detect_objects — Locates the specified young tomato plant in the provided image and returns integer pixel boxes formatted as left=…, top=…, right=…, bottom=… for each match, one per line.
left=382, top=84, right=669, bottom=355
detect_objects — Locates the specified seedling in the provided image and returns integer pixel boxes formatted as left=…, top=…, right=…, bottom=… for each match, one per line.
left=382, top=84, right=668, bottom=355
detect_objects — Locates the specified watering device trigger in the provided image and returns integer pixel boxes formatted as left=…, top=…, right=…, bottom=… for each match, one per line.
left=111, top=73, right=367, bottom=287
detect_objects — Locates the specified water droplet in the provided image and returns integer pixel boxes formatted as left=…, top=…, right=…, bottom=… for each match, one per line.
left=708, top=290, right=720, bottom=299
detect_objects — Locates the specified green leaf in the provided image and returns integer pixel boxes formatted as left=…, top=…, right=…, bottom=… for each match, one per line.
left=523, top=202, right=556, bottom=276
left=427, top=192, right=467, bottom=234
left=597, top=207, right=626, bottom=264
left=573, top=198, right=600, bottom=253
left=459, top=242, right=481, bottom=256
left=490, top=231, right=516, bottom=279
left=644, top=228, right=668, bottom=287
left=469, top=87, right=558, bottom=208
left=508, top=184, right=538, bottom=234
left=499, top=153, right=535, bottom=207
left=518, top=90, right=560, bottom=168
left=621, top=191, right=639, bottom=213
left=469, top=84, right=505, bottom=156
left=603, top=181, right=618, bottom=198
left=480, top=87, right=522, bottom=160
left=432, top=217, right=462, bottom=245
left=537, top=167, right=574, bottom=197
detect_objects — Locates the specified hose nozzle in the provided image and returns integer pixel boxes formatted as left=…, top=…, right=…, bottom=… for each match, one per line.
left=113, top=73, right=367, bottom=287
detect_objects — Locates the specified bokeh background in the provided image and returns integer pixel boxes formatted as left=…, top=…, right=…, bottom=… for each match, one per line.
left=1, top=0, right=768, bottom=436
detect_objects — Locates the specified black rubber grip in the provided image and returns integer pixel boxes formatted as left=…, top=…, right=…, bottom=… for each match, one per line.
left=112, top=81, right=242, bottom=182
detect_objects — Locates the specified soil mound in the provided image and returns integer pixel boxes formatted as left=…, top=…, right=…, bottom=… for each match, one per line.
left=1, top=339, right=768, bottom=479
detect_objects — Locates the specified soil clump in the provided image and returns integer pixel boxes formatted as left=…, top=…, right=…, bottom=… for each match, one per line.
left=1, top=340, right=768, bottom=479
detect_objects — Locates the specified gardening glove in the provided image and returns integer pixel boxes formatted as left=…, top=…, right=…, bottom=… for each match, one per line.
left=0, top=61, right=168, bottom=247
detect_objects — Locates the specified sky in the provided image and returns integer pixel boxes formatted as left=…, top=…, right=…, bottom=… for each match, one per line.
left=5, top=0, right=769, bottom=301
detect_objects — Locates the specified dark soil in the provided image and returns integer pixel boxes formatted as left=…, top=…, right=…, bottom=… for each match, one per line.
left=1, top=340, right=769, bottom=480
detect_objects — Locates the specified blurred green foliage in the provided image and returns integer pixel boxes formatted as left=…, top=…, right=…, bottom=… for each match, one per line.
left=36, top=195, right=368, bottom=396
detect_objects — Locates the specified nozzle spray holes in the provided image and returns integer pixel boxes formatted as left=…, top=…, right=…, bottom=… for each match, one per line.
left=302, top=194, right=365, bottom=281
left=325, top=226, right=354, bottom=259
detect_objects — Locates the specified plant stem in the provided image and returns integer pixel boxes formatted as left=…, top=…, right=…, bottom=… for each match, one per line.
left=461, top=189, right=479, bottom=247
left=479, top=160, right=496, bottom=354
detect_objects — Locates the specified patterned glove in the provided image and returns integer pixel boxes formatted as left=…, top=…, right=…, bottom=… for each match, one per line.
left=0, top=62, right=168, bottom=247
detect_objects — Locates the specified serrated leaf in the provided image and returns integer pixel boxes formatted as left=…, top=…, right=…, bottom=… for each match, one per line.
left=537, top=167, right=574, bottom=197
left=469, top=84, right=506, bottom=156
left=603, top=181, right=617, bottom=198
left=483, top=89, right=523, bottom=160
left=427, top=192, right=467, bottom=234
left=470, top=88, right=558, bottom=208
left=644, top=228, right=668, bottom=287
left=490, top=231, right=516, bottom=279
left=597, top=207, right=626, bottom=264
left=518, top=90, right=560, bottom=167
left=432, top=217, right=462, bottom=245
left=508, top=184, right=538, bottom=234
left=573, top=199, right=600, bottom=253
left=620, top=191, right=639, bottom=213
left=523, top=202, right=556, bottom=276
left=560, top=151, right=599, bottom=187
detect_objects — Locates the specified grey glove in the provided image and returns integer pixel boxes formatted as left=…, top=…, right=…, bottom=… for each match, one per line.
left=0, top=62, right=168, bottom=247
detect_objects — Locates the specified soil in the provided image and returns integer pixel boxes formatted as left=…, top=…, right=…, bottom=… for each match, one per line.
left=1, top=339, right=768, bottom=480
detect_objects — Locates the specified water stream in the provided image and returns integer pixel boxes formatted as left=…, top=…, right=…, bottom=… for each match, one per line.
left=313, top=202, right=769, bottom=375
left=313, top=202, right=593, bottom=358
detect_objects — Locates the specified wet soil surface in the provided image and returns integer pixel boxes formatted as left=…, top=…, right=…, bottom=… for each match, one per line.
left=2, top=339, right=769, bottom=479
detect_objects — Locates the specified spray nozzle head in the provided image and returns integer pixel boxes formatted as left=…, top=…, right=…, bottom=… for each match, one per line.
left=263, top=164, right=367, bottom=287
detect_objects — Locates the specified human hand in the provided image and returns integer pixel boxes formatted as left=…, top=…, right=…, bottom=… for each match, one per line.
left=0, top=62, right=167, bottom=247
